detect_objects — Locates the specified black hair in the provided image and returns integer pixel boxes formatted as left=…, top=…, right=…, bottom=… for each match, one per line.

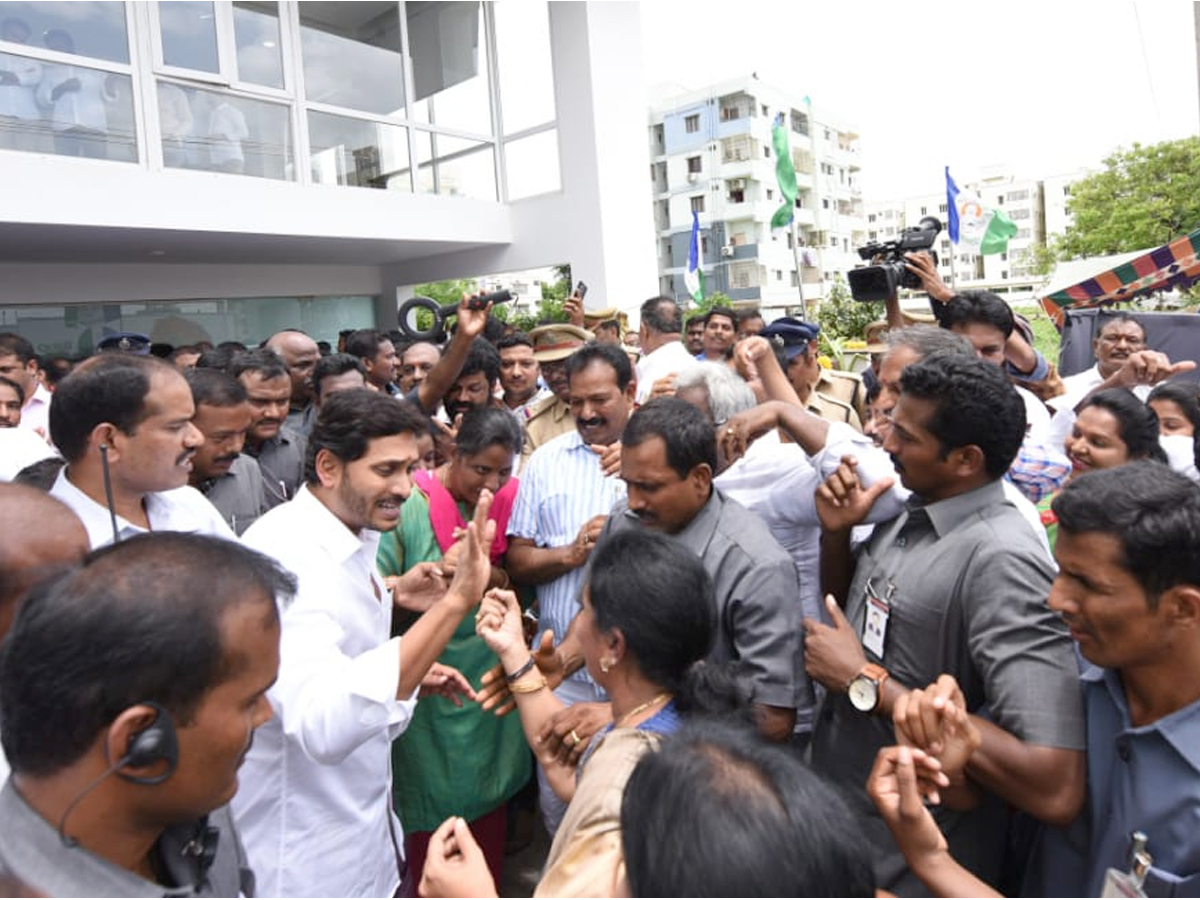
left=640, top=296, right=683, bottom=336
left=0, top=374, right=25, bottom=405
left=1079, top=388, right=1167, bottom=464
left=194, top=345, right=242, bottom=373
left=41, top=356, right=75, bottom=386
left=0, top=533, right=294, bottom=776
left=345, top=329, right=390, bottom=362
left=704, top=307, right=737, bottom=329
left=595, top=319, right=620, bottom=335
left=185, top=367, right=247, bottom=408
left=898, top=352, right=1025, bottom=479
left=49, top=354, right=175, bottom=464
left=937, top=290, right=1015, bottom=338
left=1148, top=381, right=1200, bottom=471
left=495, top=332, right=533, bottom=353
left=305, top=389, right=428, bottom=484
left=457, top=338, right=501, bottom=386
left=168, top=345, right=201, bottom=362
left=312, top=353, right=367, bottom=399
left=229, top=348, right=289, bottom=383
left=453, top=405, right=523, bottom=459
left=865, top=380, right=881, bottom=406
left=589, top=531, right=739, bottom=712
left=1053, top=462, right=1200, bottom=607
left=622, top=396, right=717, bottom=479
left=12, top=457, right=65, bottom=491
left=736, top=307, right=763, bottom=325
left=564, top=342, right=633, bottom=392
left=0, top=332, right=35, bottom=365
left=621, top=719, right=875, bottom=897
left=1096, top=313, right=1146, bottom=343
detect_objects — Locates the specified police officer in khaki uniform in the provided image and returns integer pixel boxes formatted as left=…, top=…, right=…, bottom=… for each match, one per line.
left=760, top=317, right=862, bottom=432
left=519, top=324, right=594, bottom=469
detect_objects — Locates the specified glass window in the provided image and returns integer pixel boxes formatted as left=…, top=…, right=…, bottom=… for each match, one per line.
left=0, top=1, right=129, bottom=63
left=299, top=1, right=402, bottom=116
left=416, top=130, right=495, bottom=201
left=233, top=1, right=283, bottom=88
left=5, top=53, right=136, bottom=161
left=408, top=1, right=489, bottom=134
left=159, top=0, right=219, bottom=73
left=159, top=81, right=290, bottom=179
left=0, top=296, right=377, bottom=357
left=308, top=109, right=409, bottom=190
left=505, top=128, right=559, bottom=200
left=494, top=0, right=553, bottom=136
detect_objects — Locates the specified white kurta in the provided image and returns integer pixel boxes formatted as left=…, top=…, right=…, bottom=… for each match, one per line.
left=235, top=485, right=418, bottom=898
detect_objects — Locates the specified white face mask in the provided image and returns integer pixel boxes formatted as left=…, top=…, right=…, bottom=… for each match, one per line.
left=1159, top=433, right=1199, bottom=480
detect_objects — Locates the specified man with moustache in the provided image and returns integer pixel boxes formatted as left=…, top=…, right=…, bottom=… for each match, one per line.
left=504, top=342, right=632, bottom=834
left=234, top=389, right=494, bottom=898
left=230, top=348, right=304, bottom=506
left=696, top=307, right=737, bottom=362
left=519, top=324, right=594, bottom=470
left=442, top=338, right=501, bottom=424
left=496, top=332, right=550, bottom=418
left=806, top=353, right=1084, bottom=894
left=47, top=354, right=233, bottom=548
left=185, top=368, right=268, bottom=535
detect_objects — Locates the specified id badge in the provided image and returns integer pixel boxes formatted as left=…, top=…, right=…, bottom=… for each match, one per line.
left=862, top=578, right=890, bottom=659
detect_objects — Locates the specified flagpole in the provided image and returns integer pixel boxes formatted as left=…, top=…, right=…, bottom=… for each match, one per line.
left=790, top=218, right=806, bottom=319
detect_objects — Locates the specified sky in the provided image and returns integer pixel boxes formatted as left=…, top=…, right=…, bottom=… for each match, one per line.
left=638, top=0, right=1200, bottom=201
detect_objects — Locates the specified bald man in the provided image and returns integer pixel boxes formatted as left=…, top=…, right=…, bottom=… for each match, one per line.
left=265, top=330, right=321, bottom=441
left=0, top=483, right=90, bottom=781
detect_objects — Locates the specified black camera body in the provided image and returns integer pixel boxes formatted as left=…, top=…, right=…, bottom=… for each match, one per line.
left=846, top=216, right=942, bottom=302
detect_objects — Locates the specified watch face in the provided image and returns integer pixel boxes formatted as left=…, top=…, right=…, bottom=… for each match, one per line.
left=848, top=675, right=878, bottom=712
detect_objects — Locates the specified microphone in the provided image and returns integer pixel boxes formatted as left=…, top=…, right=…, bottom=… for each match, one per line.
left=99, top=442, right=120, bottom=545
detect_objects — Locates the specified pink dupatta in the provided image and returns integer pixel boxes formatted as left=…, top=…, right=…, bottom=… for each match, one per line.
left=414, top=468, right=518, bottom=565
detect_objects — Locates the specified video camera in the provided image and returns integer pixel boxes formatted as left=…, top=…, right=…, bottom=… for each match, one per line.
left=846, top=216, right=942, bottom=302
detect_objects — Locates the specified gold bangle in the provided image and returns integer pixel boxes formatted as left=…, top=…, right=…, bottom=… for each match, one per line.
left=508, top=676, right=548, bottom=694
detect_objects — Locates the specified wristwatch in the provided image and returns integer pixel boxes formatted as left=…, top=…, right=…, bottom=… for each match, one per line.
left=847, top=663, right=890, bottom=713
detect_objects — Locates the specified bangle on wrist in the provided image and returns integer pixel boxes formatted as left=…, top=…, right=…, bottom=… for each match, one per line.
left=508, top=675, right=547, bottom=694
left=505, top=657, right=536, bottom=683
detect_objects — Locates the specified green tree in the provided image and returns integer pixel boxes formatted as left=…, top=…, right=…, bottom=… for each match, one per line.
left=1056, top=137, right=1200, bottom=259
left=816, top=274, right=879, bottom=345
left=413, top=278, right=479, bottom=305
left=541, top=264, right=573, bottom=301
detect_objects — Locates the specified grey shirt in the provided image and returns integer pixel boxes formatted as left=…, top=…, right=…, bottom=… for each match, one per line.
left=197, top=454, right=270, bottom=536
left=810, top=479, right=1085, bottom=895
left=0, top=780, right=254, bottom=897
left=246, top=426, right=304, bottom=507
left=598, top=489, right=807, bottom=710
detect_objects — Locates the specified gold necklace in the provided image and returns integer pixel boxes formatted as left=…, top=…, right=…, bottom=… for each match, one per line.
left=616, top=692, right=673, bottom=728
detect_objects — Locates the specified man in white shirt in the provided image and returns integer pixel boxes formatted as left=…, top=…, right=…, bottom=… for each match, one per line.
left=235, top=389, right=493, bottom=898
left=634, top=295, right=697, bottom=404
left=0, top=333, right=50, bottom=441
left=1045, top=315, right=1193, bottom=449
left=46, top=354, right=233, bottom=548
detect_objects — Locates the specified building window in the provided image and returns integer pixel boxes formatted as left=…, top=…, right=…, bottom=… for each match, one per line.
left=822, top=198, right=830, bottom=209
left=829, top=235, right=838, bottom=247
left=760, top=103, right=768, bottom=116
left=938, top=203, right=947, bottom=213
left=1001, top=252, right=1008, bottom=261
left=684, top=113, right=700, bottom=133
left=766, top=188, right=774, bottom=200
left=868, top=213, right=877, bottom=223
left=763, top=145, right=770, bottom=158
left=920, top=205, right=927, bottom=215
left=790, top=270, right=798, bottom=286
left=701, top=235, right=709, bottom=254
left=728, top=187, right=745, bottom=203
left=790, top=110, right=808, bottom=135
left=690, top=195, right=705, bottom=213
left=775, top=269, right=783, bottom=281
left=687, top=155, right=701, bottom=173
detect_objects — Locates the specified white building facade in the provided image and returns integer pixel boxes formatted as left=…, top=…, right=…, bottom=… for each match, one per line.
left=0, top=1, right=656, bottom=355
left=648, top=76, right=865, bottom=317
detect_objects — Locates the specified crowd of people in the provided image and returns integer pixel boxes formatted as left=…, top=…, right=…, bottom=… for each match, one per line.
left=1, top=256, right=1199, bottom=898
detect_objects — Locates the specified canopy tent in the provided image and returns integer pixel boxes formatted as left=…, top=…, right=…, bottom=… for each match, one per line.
left=1038, top=227, right=1200, bottom=327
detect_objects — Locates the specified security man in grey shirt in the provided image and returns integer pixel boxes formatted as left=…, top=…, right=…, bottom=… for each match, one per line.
left=0, top=532, right=292, bottom=897
left=806, top=353, right=1085, bottom=895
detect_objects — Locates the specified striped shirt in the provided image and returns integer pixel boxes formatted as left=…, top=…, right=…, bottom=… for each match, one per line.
left=507, top=428, right=626, bottom=683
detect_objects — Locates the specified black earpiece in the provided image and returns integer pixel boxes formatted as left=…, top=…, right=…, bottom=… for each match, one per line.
left=118, top=700, right=179, bottom=785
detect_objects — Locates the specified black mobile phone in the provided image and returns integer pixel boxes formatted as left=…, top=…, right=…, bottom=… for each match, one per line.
left=574, top=281, right=588, bottom=300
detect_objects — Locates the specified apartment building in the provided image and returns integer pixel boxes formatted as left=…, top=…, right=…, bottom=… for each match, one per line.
left=0, top=1, right=655, bottom=355
left=648, top=75, right=865, bottom=316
